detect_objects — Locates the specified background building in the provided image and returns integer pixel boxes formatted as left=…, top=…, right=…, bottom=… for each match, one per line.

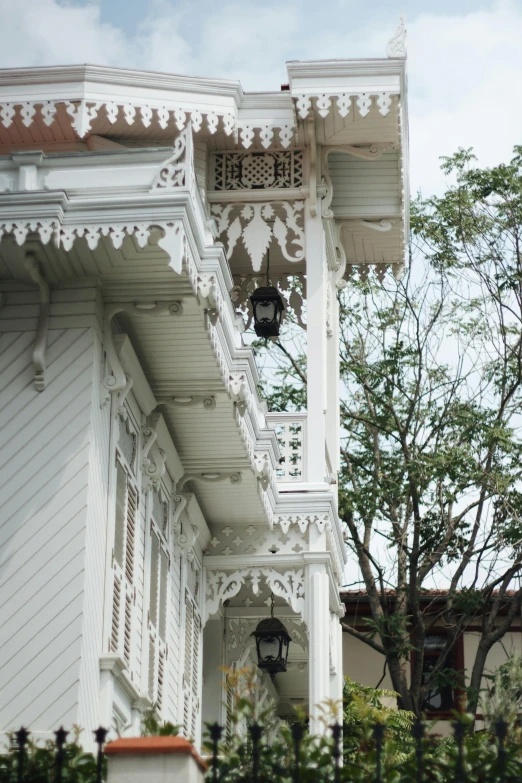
left=341, top=589, right=521, bottom=732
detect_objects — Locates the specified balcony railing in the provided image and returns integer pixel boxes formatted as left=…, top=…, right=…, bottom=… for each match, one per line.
left=266, top=412, right=307, bottom=483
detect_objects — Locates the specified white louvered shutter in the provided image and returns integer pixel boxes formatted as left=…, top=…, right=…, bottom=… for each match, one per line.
left=111, top=457, right=137, bottom=667
left=148, top=526, right=169, bottom=713
left=182, top=589, right=201, bottom=739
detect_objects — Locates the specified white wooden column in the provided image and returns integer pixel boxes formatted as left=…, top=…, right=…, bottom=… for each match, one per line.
left=306, top=561, right=330, bottom=734
left=305, top=200, right=327, bottom=484
left=329, top=611, right=344, bottom=715
left=325, top=270, right=340, bottom=476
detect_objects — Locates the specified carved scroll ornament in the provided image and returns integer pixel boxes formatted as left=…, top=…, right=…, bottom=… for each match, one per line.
left=211, top=202, right=305, bottom=273
left=204, top=567, right=305, bottom=624
left=151, top=123, right=192, bottom=190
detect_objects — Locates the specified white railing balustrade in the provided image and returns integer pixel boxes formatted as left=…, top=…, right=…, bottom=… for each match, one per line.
left=266, top=412, right=307, bottom=483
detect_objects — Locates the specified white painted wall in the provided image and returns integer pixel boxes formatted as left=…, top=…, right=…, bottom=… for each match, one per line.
left=0, top=284, right=104, bottom=737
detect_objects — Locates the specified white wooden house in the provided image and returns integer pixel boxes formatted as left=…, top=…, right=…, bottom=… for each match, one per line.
left=0, top=21, right=408, bottom=748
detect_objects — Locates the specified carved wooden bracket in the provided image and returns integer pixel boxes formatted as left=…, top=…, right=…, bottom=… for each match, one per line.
left=178, top=471, right=242, bottom=493
left=141, top=416, right=167, bottom=490
left=157, top=394, right=216, bottom=411
left=172, top=492, right=200, bottom=558
left=25, top=252, right=50, bottom=392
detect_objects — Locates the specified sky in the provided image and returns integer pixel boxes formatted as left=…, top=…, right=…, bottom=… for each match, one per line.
left=1, top=0, right=521, bottom=196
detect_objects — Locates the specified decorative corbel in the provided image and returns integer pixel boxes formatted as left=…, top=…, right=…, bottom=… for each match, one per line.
left=25, top=252, right=50, bottom=392
left=178, top=472, right=242, bottom=493
left=172, top=492, right=189, bottom=533
left=358, top=219, right=395, bottom=232
left=172, top=491, right=200, bottom=558
left=141, top=418, right=166, bottom=490
left=157, top=394, right=216, bottom=411
left=103, top=301, right=184, bottom=398
left=253, top=452, right=271, bottom=491
left=117, top=373, right=134, bottom=415
left=228, top=372, right=248, bottom=416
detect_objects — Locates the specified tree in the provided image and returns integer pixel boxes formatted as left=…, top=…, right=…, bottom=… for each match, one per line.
left=261, top=147, right=522, bottom=716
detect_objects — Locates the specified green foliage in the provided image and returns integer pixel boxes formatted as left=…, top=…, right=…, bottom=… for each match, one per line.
left=482, top=651, right=522, bottom=732
left=260, top=145, right=522, bottom=715
left=204, top=679, right=522, bottom=782
left=140, top=705, right=179, bottom=736
left=342, top=677, right=415, bottom=760
left=0, top=732, right=103, bottom=783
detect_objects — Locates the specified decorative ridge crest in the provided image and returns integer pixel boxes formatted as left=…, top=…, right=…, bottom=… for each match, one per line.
left=387, top=15, right=407, bottom=59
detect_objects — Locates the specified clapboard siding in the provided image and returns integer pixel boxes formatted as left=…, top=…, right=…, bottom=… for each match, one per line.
left=77, top=333, right=111, bottom=732
left=0, top=323, right=98, bottom=731
left=329, top=151, right=401, bottom=217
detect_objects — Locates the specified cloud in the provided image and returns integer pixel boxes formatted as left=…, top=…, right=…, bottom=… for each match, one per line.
left=0, top=0, right=521, bottom=196
left=0, top=0, right=129, bottom=67
left=406, top=0, right=522, bottom=194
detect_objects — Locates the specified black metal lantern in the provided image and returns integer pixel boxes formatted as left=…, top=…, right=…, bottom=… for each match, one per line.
left=249, top=251, right=285, bottom=338
left=249, top=285, right=285, bottom=338
left=252, top=594, right=291, bottom=675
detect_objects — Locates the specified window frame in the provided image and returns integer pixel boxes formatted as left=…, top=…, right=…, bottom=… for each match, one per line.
left=411, top=630, right=465, bottom=718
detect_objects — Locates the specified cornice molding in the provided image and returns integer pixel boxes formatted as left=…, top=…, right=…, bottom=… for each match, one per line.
left=0, top=64, right=245, bottom=100
left=286, top=58, right=406, bottom=80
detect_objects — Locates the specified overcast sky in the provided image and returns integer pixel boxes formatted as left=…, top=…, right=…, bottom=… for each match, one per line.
left=1, top=0, right=521, bottom=195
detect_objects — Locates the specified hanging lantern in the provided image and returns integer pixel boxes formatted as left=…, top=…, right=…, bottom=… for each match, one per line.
left=249, top=286, right=285, bottom=338
left=252, top=594, right=291, bottom=675
left=249, top=250, right=285, bottom=338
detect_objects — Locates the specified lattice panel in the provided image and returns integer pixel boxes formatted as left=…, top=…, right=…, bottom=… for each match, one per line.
left=273, top=420, right=305, bottom=481
left=213, top=151, right=303, bottom=190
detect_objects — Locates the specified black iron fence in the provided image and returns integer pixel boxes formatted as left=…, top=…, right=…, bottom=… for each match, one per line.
left=206, top=718, right=520, bottom=783
left=0, top=727, right=107, bottom=783
left=2, top=720, right=521, bottom=783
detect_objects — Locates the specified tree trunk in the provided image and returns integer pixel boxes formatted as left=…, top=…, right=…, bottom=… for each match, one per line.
left=386, top=654, right=416, bottom=713
left=467, top=638, right=490, bottom=716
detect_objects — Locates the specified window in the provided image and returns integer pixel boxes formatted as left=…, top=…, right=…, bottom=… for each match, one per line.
left=419, top=634, right=463, bottom=714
